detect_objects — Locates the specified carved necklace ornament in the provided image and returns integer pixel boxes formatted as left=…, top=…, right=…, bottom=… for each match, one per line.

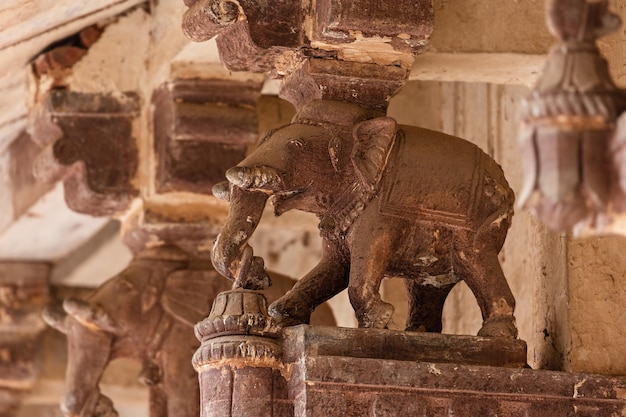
left=318, top=179, right=377, bottom=241
left=519, top=0, right=626, bottom=233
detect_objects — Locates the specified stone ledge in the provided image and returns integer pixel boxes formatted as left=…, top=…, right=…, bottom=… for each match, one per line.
left=282, top=325, right=528, bottom=368
left=281, top=326, right=626, bottom=416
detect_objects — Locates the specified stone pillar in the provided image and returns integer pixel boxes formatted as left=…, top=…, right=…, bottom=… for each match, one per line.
left=0, top=262, right=50, bottom=417
left=181, top=0, right=437, bottom=412
left=193, top=289, right=289, bottom=417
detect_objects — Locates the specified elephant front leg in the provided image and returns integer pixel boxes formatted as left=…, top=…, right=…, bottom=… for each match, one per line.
left=453, top=249, right=517, bottom=338
left=268, top=240, right=349, bottom=327
left=347, top=220, right=400, bottom=329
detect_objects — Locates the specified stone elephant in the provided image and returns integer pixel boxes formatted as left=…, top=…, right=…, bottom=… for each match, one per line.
left=43, top=246, right=335, bottom=417
left=212, top=100, right=517, bottom=337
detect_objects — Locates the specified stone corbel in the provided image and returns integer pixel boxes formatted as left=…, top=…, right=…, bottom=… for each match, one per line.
left=28, top=20, right=142, bottom=217
left=182, top=0, right=434, bottom=111
left=30, top=90, right=140, bottom=216
left=182, top=0, right=303, bottom=73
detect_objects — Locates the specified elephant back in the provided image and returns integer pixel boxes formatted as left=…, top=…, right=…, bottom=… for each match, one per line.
left=379, top=126, right=513, bottom=229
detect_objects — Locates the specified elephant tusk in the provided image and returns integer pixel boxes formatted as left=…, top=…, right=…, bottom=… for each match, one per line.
left=63, top=297, right=119, bottom=333
left=226, top=166, right=282, bottom=190
left=212, top=181, right=230, bottom=201
left=234, top=245, right=254, bottom=289
left=42, top=303, right=68, bottom=334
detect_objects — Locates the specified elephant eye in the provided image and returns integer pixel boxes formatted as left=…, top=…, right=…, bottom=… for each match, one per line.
left=116, top=279, right=134, bottom=290
left=288, top=138, right=305, bottom=149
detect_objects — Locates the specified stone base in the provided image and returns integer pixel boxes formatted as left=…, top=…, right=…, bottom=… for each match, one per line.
left=282, top=326, right=528, bottom=368
left=281, top=326, right=626, bottom=416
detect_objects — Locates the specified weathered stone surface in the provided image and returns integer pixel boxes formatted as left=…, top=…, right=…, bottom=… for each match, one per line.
left=0, top=183, right=109, bottom=261
left=194, top=289, right=289, bottom=417
left=7, top=134, right=52, bottom=219
left=283, top=326, right=626, bottom=417
left=0, top=0, right=146, bottom=79
left=182, top=0, right=433, bottom=73
left=567, top=235, right=626, bottom=375
left=309, top=0, right=433, bottom=65
left=429, top=0, right=552, bottom=54
left=280, top=59, right=408, bottom=112
left=282, top=325, right=527, bottom=368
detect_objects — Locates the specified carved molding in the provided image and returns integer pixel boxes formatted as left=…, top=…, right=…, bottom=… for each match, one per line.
left=153, top=78, right=262, bottom=195
left=519, top=0, right=626, bottom=234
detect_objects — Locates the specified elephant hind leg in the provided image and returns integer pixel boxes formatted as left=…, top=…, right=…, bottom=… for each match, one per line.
left=405, top=281, right=456, bottom=333
left=452, top=249, right=517, bottom=339
left=149, top=386, right=167, bottom=417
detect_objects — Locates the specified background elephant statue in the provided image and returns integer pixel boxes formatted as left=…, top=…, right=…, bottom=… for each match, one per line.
left=212, top=99, right=517, bottom=338
left=43, top=245, right=335, bottom=417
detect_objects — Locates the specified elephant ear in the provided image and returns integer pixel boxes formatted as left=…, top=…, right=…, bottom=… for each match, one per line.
left=351, top=117, right=397, bottom=192
left=162, top=268, right=229, bottom=327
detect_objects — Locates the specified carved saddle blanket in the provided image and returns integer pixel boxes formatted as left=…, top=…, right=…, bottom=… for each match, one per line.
left=378, top=127, right=488, bottom=230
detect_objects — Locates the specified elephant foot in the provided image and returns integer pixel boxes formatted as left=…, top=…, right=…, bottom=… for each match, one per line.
left=357, top=301, right=394, bottom=329
left=94, top=394, right=119, bottom=417
left=268, top=298, right=311, bottom=328
left=405, top=324, right=427, bottom=332
left=477, top=316, right=518, bottom=339
left=138, top=359, right=161, bottom=386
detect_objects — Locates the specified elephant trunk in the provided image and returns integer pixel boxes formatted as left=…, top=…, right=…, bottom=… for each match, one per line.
left=225, top=165, right=283, bottom=191
left=61, top=318, right=116, bottom=417
left=211, top=185, right=269, bottom=288
left=182, top=0, right=241, bottom=42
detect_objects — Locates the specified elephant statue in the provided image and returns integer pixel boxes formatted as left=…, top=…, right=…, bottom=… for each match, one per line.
left=43, top=245, right=335, bottom=417
left=212, top=100, right=518, bottom=338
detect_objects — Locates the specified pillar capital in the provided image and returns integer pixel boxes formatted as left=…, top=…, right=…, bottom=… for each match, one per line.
left=182, top=0, right=434, bottom=110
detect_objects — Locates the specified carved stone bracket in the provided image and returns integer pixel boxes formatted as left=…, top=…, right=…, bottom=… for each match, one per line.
left=27, top=27, right=267, bottom=245
left=280, top=58, right=408, bottom=113
left=182, top=0, right=434, bottom=111
left=30, top=90, right=140, bottom=216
